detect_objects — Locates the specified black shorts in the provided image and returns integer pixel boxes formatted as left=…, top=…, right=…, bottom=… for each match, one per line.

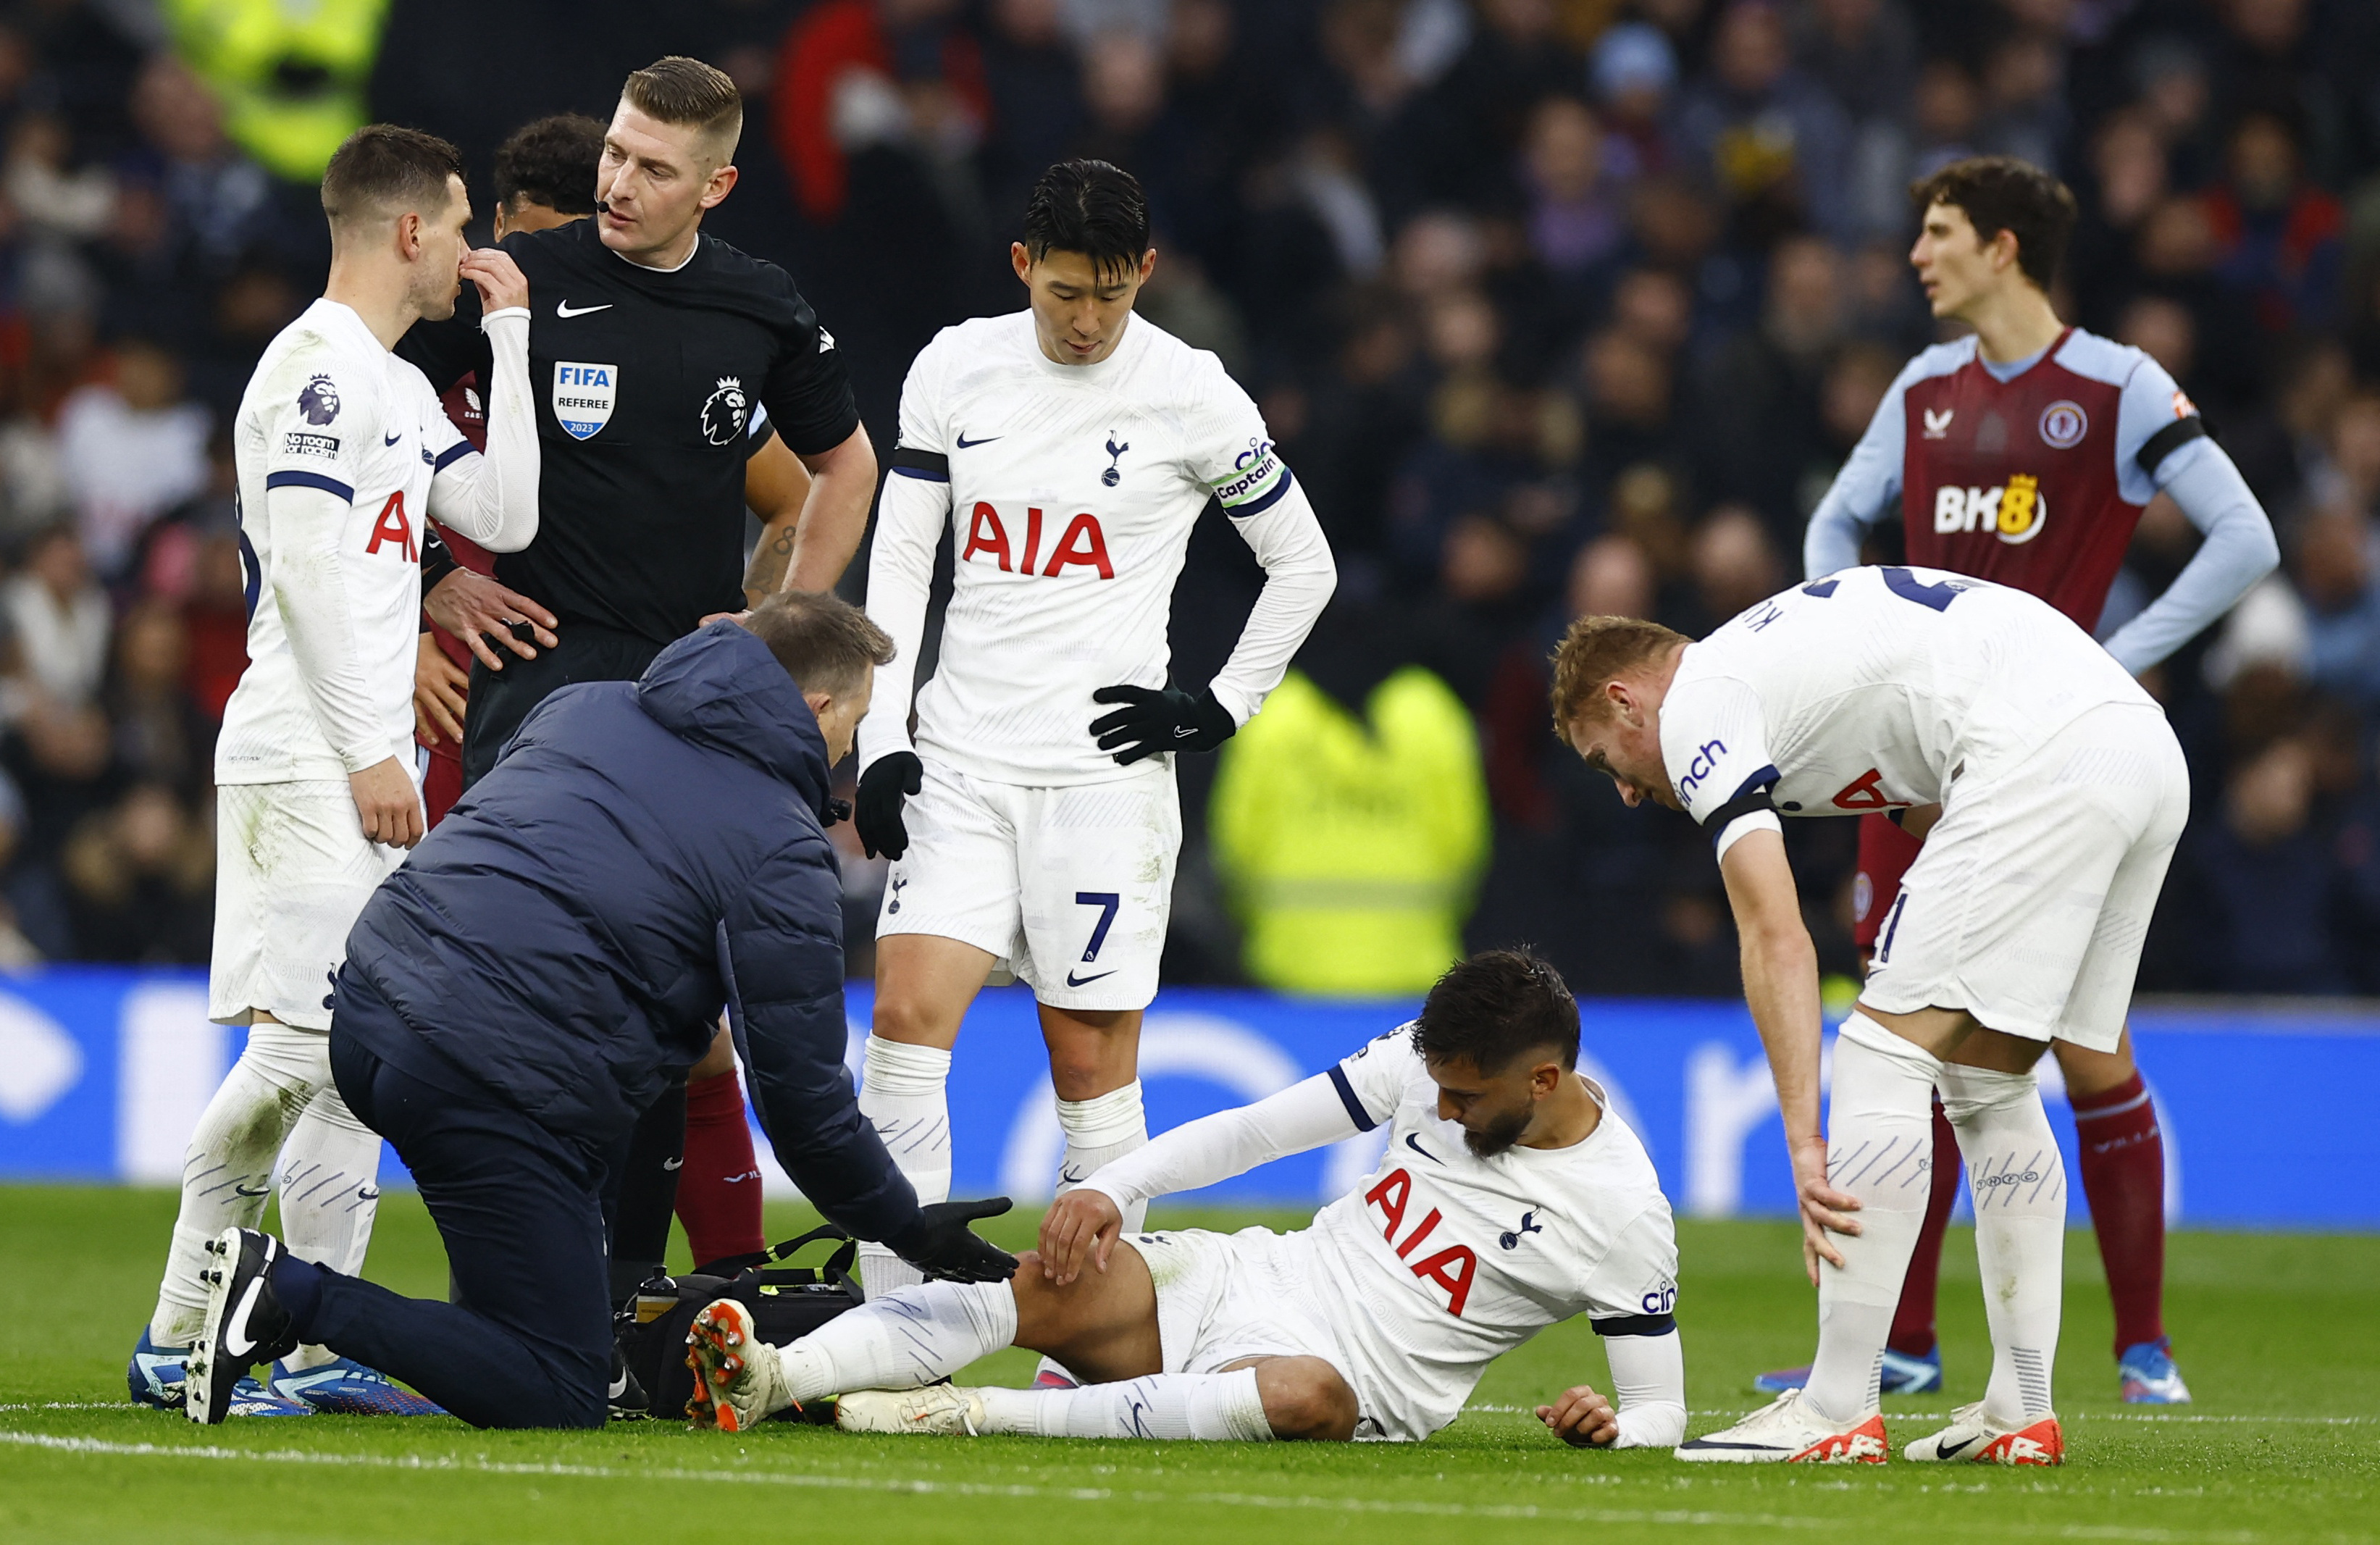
left=461, top=623, right=667, bottom=788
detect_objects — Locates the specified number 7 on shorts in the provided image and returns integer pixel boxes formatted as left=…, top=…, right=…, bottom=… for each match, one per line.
left=1075, top=891, right=1120, bottom=963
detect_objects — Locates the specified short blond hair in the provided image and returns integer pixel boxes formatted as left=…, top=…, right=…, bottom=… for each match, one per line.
left=622, top=56, right=742, bottom=163
left=1549, top=615, right=1688, bottom=745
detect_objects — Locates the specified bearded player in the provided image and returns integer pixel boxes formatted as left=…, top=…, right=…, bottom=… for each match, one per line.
left=852, top=159, right=1336, bottom=1309
left=1750, top=157, right=2277, bottom=1408
left=685, top=952, right=1686, bottom=1450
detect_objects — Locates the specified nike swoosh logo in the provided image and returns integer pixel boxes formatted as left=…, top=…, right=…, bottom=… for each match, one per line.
left=556, top=301, right=613, bottom=317
left=383, top=430, right=401, bottom=446
left=1058, top=1167, right=1087, bottom=1185
left=233, top=1184, right=272, bottom=1197
left=955, top=432, right=1001, bottom=448
left=722, top=1171, right=760, bottom=1184
left=355, top=1186, right=380, bottom=1202
left=662, top=1157, right=684, bottom=1171
left=610, top=1370, right=632, bottom=1399
left=1065, top=969, right=1115, bottom=987
left=1404, top=1134, right=1443, bottom=1164
left=1935, top=1438, right=1972, bottom=1460
left=223, top=1278, right=264, bottom=1358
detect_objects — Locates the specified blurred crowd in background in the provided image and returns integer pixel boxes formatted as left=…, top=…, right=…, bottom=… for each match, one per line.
left=1, top=0, right=2379, bottom=999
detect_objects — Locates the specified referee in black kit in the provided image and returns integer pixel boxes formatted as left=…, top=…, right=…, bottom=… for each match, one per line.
left=401, top=55, right=878, bottom=789
left=395, top=55, right=879, bottom=1313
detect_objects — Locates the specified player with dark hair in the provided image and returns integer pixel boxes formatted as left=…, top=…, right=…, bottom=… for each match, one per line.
left=684, top=950, right=1687, bottom=1449
left=398, top=59, right=877, bottom=1313
left=1746, top=155, right=2278, bottom=1407
left=133, top=123, right=541, bottom=1418
left=847, top=158, right=1336, bottom=1312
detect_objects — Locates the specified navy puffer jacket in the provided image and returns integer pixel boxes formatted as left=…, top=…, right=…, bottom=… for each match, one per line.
left=338, top=620, right=917, bottom=1244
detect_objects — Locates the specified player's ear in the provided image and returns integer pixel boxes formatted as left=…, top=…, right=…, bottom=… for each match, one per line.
left=1011, top=242, right=1034, bottom=285
left=700, top=162, right=739, bottom=211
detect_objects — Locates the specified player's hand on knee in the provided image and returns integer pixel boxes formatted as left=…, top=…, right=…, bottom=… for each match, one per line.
left=425, top=569, right=559, bottom=669
left=1536, top=1384, right=1620, bottom=1448
left=414, top=632, right=470, bottom=746
left=461, top=247, right=530, bottom=314
left=855, top=751, right=922, bottom=859
left=350, top=757, right=425, bottom=850
left=1038, top=1189, right=1123, bottom=1285
left=889, top=1195, right=1018, bottom=1283
left=1088, top=683, right=1235, bottom=765
left=1791, top=1138, right=1858, bottom=1281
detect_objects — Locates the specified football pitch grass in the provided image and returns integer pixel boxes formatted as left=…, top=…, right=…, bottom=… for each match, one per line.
left=1, top=1186, right=2373, bottom=1544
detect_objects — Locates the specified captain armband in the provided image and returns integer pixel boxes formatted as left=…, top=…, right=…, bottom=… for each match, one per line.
left=1209, top=439, right=1292, bottom=516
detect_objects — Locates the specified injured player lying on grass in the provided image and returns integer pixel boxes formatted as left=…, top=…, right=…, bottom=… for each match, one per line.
left=685, top=950, right=1687, bottom=1446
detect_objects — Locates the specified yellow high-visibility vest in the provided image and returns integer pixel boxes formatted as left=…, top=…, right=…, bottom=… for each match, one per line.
left=166, top=0, right=392, bottom=183
left=1210, top=666, right=1488, bottom=996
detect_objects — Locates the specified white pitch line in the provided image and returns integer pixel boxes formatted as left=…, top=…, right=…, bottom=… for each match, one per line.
left=1465, top=1407, right=2376, bottom=1425
left=0, top=1429, right=2339, bottom=1544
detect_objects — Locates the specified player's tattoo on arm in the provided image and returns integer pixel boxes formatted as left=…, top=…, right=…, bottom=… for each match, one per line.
left=743, top=521, right=799, bottom=607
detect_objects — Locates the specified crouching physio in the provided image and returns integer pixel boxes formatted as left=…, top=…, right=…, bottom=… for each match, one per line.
left=687, top=951, right=1688, bottom=1447
left=180, top=593, right=1015, bottom=1428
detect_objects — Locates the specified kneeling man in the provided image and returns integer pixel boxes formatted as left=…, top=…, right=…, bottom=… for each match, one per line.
left=687, top=950, right=1687, bottom=1447
left=183, top=593, right=1015, bottom=1428
left=1553, top=565, right=2189, bottom=1465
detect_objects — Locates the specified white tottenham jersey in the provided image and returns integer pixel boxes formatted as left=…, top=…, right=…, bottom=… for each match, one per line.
left=1662, top=564, right=2160, bottom=855
left=1309, top=1026, right=1678, bottom=1441
left=866, top=309, right=1326, bottom=786
left=218, top=298, right=472, bottom=784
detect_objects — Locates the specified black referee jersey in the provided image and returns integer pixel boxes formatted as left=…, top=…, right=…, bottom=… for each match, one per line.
left=398, top=217, right=859, bottom=646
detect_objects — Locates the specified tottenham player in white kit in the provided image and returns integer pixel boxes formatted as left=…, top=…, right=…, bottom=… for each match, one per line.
left=853, top=160, right=1336, bottom=1300
left=130, top=126, right=541, bottom=1417
left=1554, top=566, right=2190, bottom=1466
left=684, top=952, right=1687, bottom=1446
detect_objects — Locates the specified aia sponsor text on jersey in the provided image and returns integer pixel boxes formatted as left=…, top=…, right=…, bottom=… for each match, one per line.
left=961, top=502, right=1115, bottom=579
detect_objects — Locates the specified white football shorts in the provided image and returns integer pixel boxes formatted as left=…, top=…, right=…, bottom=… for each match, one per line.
left=1128, top=1226, right=1408, bottom=1434
left=1860, top=700, right=2190, bottom=1052
left=210, top=779, right=411, bottom=1030
left=875, top=756, right=1179, bottom=1012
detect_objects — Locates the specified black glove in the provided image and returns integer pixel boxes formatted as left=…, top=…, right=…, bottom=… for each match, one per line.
left=886, top=1197, right=1018, bottom=1283
left=1089, top=684, right=1236, bottom=766
left=855, top=751, right=921, bottom=859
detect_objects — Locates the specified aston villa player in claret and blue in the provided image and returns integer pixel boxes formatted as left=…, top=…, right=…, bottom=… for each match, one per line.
left=1759, top=156, right=2280, bottom=1409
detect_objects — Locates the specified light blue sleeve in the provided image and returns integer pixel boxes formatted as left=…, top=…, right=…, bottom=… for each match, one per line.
left=2099, top=443, right=2280, bottom=674
left=2113, top=353, right=2204, bottom=505
left=1802, top=363, right=1912, bottom=579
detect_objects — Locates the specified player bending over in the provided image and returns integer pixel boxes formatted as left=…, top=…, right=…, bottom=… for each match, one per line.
left=686, top=952, right=1686, bottom=1449
left=132, top=125, right=540, bottom=1418
left=1756, top=156, right=2275, bottom=1406
left=1555, top=566, right=2190, bottom=1465
left=852, top=158, right=1335, bottom=1304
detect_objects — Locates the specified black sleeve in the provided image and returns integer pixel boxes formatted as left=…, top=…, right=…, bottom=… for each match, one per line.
left=717, top=840, right=921, bottom=1244
left=758, top=279, right=861, bottom=459
left=420, top=527, right=458, bottom=593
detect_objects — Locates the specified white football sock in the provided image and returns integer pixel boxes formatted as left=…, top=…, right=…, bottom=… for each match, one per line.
left=273, top=1081, right=385, bottom=1372
left=976, top=1370, right=1272, bottom=1441
left=1801, top=1013, right=1942, bottom=1424
left=854, top=1037, right=952, bottom=1299
left=777, top=1280, right=1017, bottom=1407
left=1057, top=1081, right=1149, bottom=1234
left=1939, top=1061, right=2066, bottom=1427
left=147, top=1021, right=330, bottom=1346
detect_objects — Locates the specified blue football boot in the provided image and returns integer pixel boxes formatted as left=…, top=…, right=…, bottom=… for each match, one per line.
left=269, top=1356, right=446, bottom=1415
left=1753, top=1344, right=1943, bottom=1396
left=130, top=1331, right=310, bottom=1415
left=2118, top=1337, right=2192, bottom=1404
